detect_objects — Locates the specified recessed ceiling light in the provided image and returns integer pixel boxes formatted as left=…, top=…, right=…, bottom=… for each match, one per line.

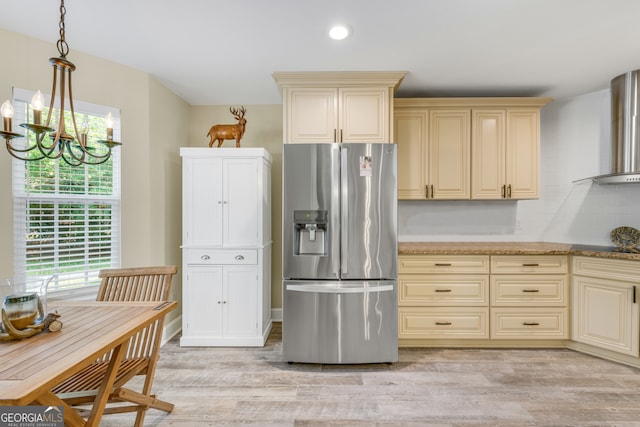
left=329, top=25, right=351, bottom=40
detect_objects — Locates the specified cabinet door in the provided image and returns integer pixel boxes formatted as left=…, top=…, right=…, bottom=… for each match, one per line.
left=183, top=158, right=223, bottom=246
left=339, top=88, right=389, bottom=142
left=223, top=266, right=258, bottom=337
left=573, top=275, right=639, bottom=356
left=223, top=158, right=259, bottom=246
left=184, top=266, right=223, bottom=337
left=395, top=109, right=428, bottom=199
left=428, top=109, right=470, bottom=199
left=471, top=109, right=506, bottom=199
left=284, top=88, right=337, bottom=143
left=506, top=109, right=539, bottom=199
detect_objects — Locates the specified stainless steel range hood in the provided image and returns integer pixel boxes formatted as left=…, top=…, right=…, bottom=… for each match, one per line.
left=609, top=70, right=640, bottom=181
left=583, top=70, right=640, bottom=184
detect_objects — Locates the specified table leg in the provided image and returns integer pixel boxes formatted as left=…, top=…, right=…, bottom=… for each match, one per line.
left=85, top=340, right=129, bottom=427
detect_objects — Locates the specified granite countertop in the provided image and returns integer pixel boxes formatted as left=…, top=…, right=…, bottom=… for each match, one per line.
left=398, top=242, right=640, bottom=261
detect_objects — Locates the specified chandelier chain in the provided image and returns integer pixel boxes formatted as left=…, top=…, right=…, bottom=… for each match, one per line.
left=57, top=0, right=69, bottom=58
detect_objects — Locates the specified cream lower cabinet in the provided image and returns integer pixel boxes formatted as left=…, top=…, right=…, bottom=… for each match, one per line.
left=398, top=255, right=490, bottom=340
left=273, top=71, right=405, bottom=143
left=572, top=256, right=640, bottom=357
left=490, top=255, right=569, bottom=339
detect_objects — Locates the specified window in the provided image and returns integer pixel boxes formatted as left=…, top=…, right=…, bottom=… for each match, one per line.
left=11, top=88, right=121, bottom=296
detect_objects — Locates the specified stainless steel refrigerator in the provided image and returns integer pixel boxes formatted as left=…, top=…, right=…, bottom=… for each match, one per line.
left=282, top=143, right=398, bottom=364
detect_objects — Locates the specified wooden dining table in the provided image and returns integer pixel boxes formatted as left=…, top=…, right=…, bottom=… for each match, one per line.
left=0, top=300, right=177, bottom=426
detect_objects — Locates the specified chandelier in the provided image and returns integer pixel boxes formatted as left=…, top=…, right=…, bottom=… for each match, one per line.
left=0, top=0, right=121, bottom=166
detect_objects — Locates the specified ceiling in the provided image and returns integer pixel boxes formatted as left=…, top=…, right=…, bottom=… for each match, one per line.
left=2, top=0, right=640, bottom=106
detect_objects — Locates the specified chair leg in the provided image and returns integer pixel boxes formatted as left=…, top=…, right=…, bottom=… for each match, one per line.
left=112, top=388, right=174, bottom=412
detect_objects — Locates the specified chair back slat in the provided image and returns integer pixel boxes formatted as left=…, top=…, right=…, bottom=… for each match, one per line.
left=96, top=266, right=177, bottom=361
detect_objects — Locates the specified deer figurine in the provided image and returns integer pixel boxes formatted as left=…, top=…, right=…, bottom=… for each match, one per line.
left=207, top=106, right=247, bottom=147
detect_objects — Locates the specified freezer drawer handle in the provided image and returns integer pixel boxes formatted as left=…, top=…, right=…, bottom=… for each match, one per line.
left=435, top=289, right=452, bottom=293
left=523, top=322, right=540, bottom=326
left=200, top=254, right=211, bottom=260
left=522, top=289, right=540, bottom=293
left=235, top=255, right=245, bottom=260
left=435, top=321, right=452, bottom=326
left=286, top=284, right=394, bottom=294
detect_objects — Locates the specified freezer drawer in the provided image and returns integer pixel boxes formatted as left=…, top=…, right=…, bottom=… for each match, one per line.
left=283, top=280, right=398, bottom=364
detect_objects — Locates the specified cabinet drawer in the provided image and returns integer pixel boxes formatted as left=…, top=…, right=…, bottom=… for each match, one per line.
left=573, top=256, right=640, bottom=282
left=490, top=275, right=567, bottom=306
left=398, top=307, right=489, bottom=339
left=186, top=249, right=257, bottom=265
left=491, top=255, right=567, bottom=274
left=399, top=255, right=489, bottom=274
left=399, top=275, right=488, bottom=306
left=490, top=308, right=568, bottom=339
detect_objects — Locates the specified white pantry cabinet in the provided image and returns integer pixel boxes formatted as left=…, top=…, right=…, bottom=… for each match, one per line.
left=180, top=148, right=272, bottom=347
left=273, top=71, right=406, bottom=143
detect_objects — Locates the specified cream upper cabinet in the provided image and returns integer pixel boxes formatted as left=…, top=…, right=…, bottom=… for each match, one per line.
left=273, top=71, right=406, bottom=144
left=395, top=98, right=551, bottom=200
left=395, top=109, right=427, bottom=199
left=394, top=108, right=470, bottom=199
left=429, top=109, right=471, bottom=199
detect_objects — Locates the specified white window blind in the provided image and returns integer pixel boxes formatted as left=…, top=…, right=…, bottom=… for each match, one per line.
left=11, top=88, right=121, bottom=295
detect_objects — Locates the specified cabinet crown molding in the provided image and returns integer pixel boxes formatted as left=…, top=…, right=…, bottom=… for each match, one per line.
left=395, top=97, right=553, bottom=109
left=273, top=71, right=406, bottom=91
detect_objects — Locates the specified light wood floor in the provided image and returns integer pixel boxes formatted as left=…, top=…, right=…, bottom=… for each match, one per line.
left=101, top=323, right=640, bottom=426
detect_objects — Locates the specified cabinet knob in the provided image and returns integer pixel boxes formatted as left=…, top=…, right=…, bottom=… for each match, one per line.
left=201, top=254, right=211, bottom=260
left=235, top=255, right=245, bottom=260
left=218, top=201, right=222, bottom=204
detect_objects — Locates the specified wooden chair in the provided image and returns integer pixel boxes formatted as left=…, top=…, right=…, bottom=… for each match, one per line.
left=52, top=265, right=178, bottom=427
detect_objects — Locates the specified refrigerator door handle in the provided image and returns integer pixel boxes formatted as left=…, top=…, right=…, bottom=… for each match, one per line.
left=341, top=147, right=348, bottom=276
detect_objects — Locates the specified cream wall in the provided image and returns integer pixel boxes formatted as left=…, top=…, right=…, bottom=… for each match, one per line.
left=0, top=30, right=187, bottom=331
left=189, top=105, right=284, bottom=309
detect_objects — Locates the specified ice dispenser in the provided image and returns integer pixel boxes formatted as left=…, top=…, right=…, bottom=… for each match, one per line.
left=294, top=210, right=327, bottom=255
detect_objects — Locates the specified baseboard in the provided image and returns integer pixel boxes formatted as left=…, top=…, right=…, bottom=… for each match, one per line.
left=162, top=314, right=182, bottom=345
left=271, top=308, right=282, bottom=322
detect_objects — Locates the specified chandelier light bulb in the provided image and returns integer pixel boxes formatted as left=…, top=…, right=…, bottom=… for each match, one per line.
left=31, top=90, right=45, bottom=125
left=31, top=90, right=45, bottom=111
left=1, top=100, right=14, bottom=132
left=106, top=112, right=114, bottom=141
left=1, top=100, right=14, bottom=118
left=329, top=25, right=351, bottom=40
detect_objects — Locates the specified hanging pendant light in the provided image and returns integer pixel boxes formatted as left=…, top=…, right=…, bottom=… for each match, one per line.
left=0, top=0, right=121, bottom=166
